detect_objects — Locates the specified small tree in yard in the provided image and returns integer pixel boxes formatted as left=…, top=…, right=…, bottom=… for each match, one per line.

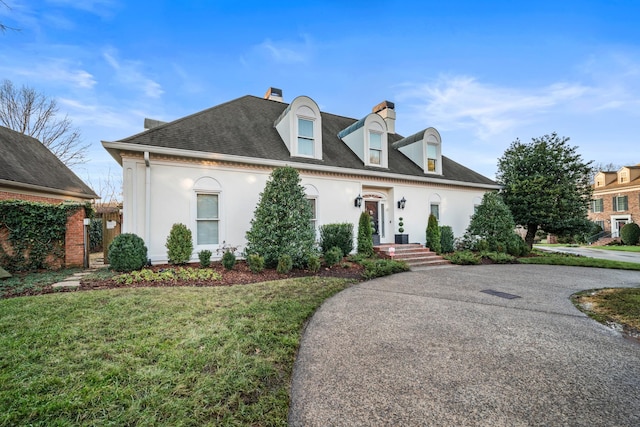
left=357, top=211, right=374, bottom=257
left=166, top=223, right=193, bottom=264
left=245, top=167, right=315, bottom=268
left=497, top=133, right=593, bottom=249
left=426, top=214, right=441, bottom=254
left=465, top=192, right=516, bottom=253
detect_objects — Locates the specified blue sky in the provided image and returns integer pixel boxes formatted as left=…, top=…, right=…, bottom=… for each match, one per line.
left=1, top=0, right=639, bottom=199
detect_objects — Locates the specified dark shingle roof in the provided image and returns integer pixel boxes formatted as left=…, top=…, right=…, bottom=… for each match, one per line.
left=117, top=95, right=497, bottom=186
left=0, top=125, right=98, bottom=199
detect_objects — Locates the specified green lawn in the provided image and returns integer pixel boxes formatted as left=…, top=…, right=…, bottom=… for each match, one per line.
left=573, top=288, right=640, bottom=332
left=519, top=251, right=640, bottom=271
left=589, top=245, right=640, bottom=253
left=0, top=277, right=354, bottom=426
left=0, top=268, right=82, bottom=298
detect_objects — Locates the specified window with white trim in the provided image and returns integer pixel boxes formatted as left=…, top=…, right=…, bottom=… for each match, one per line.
left=430, top=203, right=440, bottom=221
left=307, top=197, right=317, bottom=230
left=590, top=198, right=604, bottom=213
left=595, top=220, right=605, bottom=230
left=427, top=144, right=438, bottom=173
left=196, top=194, right=219, bottom=245
left=369, top=131, right=382, bottom=165
left=297, top=118, right=314, bottom=157
left=613, top=195, right=628, bottom=212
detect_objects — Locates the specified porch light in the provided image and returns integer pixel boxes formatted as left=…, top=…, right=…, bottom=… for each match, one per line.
left=397, top=197, right=406, bottom=209
left=354, top=194, right=363, bottom=208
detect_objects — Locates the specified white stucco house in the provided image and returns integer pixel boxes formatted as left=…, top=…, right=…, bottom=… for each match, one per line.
left=103, top=88, right=499, bottom=264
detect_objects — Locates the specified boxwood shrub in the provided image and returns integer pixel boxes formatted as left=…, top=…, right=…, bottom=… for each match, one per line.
left=108, top=233, right=148, bottom=272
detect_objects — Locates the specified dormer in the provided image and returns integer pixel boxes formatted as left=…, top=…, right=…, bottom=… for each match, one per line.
left=338, top=112, right=389, bottom=168
left=594, top=171, right=617, bottom=188
left=274, top=95, right=323, bottom=160
left=393, top=127, right=442, bottom=175
left=618, top=166, right=640, bottom=184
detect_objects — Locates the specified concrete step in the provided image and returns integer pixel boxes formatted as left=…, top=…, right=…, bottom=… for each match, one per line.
left=374, top=244, right=450, bottom=268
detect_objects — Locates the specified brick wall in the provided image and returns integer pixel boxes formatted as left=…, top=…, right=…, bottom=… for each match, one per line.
left=0, top=191, right=87, bottom=270
left=588, top=188, right=640, bottom=234
left=65, top=208, right=86, bottom=268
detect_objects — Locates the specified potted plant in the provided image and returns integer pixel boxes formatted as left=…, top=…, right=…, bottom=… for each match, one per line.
left=395, top=217, right=409, bottom=244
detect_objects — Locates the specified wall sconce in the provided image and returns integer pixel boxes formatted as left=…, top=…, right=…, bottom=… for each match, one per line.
left=354, top=194, right=363, bottom=208
left=397, top=197, right=406, bottom=209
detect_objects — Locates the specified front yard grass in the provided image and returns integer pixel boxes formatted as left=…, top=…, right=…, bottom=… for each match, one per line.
left=0, top=277, right=354, bottom=426
left=519, top=251, right=640, bottom=271
left=589, top=245, right=640, bottom=253
left=573, top=288, right=640, bottom=336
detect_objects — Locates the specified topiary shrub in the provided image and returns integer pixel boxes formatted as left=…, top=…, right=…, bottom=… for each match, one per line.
left=247, top=254, right=265, bottom=273
left=440, top=226, right=455, bottom=253
left=198, top=249, right=212, bottom=268
left=276, top=254, right=293, bottom=274
left=245, top=167, right=315, bottom=268
left=357, top=211, right=374, bottom=257
left=166, top=223, right=193, bottom=264
left=222, top=250, right=236, bottom=270
left=108, top=233, right=148, bottom=272
left=426, top=214, right=442, bottom=254
left=319, top=223, right=354, bottom=256
left=307, top=253, right=321, bottom=273
left=620, top=223, right=640, bottom=246
left=324, top=246, right=343, bottom=267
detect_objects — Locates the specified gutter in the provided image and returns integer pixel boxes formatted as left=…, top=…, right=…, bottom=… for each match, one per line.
left=144, top=152, right=151, bottom=252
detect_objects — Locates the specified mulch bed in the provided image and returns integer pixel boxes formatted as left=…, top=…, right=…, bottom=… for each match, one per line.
left=79, top=260, right=365, bottom=291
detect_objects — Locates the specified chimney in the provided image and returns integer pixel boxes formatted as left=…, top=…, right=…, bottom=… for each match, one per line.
left=144, top=118, right=167, bottom=130
left=373, top=100, right=396, bottom=134
left=264, top=87, right=284, bottom=102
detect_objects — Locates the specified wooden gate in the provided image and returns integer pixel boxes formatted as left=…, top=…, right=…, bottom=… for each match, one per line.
left=102, top=211, right=122, bottom=262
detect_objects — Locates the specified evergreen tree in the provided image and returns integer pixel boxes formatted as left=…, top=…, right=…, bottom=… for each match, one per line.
left=426, top=214, right=441, bottom=253
left=497, top=133, right=593, bottom=248
left=357, top=211, right=374, bottom=257
left=245, top=167, right=315, bottom=268
left=465, top=192, right=516, bottom=252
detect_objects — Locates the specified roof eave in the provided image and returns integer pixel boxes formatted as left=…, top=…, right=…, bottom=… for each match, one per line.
left=102, top=141, right=501, bottom=190
left=0, top=179, right=99, bottom=200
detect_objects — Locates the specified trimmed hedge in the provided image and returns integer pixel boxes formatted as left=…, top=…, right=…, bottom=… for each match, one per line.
left=108, top=233, right=148, bottom=272
left=319, top=223, right=354, bottom=256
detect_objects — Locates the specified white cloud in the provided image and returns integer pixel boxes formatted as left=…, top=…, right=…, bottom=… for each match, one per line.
left=396, top=71, right=640, bottom=139
left=0, top=57, right=96, bottom=89
left=103, top=48, right=164, bottom=98
left=246, top=35, right=314, bottom=65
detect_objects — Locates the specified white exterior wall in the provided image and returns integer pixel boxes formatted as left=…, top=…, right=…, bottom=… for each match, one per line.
left=122, top=155, right=491, bottom=263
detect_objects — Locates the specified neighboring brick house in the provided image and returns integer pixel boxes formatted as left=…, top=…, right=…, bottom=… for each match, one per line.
left=588, top=165, right=640, bottom=238
left=0, top=125, right=99, bottom=268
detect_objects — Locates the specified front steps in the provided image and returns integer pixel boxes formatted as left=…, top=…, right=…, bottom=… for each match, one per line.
left=374, top=244, right=450, bottom=268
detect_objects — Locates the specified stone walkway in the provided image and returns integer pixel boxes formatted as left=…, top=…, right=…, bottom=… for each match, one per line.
left=51, top=253, right=107, bottom=289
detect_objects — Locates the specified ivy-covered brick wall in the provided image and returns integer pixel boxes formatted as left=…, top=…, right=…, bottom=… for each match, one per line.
left=0, top=199, right=90, bottom=272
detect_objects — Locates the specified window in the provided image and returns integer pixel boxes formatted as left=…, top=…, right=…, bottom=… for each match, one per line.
left=298, top=118, right=314, bottom=156
left=427, top=144, right=437, bottom=172
left=595, top=220, right=605, bottom=230
left=590, top=199, right=604, bottom=213
left=620, top=172, right=628, bottom=184
left=430, top=203, right=440, bottom=221
left=196, top=194, right=219, bottom=245
left=307, top=198, right=317, bottom=230
left=613, top=195, right=628, bottom=212
left=369, top=131, right=382, bottom=165
left=474, top=205, right=480, bottom=215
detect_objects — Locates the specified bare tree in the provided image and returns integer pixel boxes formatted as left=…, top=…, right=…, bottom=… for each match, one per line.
left=0, top=79, right=88, bottom=166
left=1, top=1, right=19, bottom=33
left=590, top=162, right=622, bottom=181
left=85, top=168, right=122, bottom=207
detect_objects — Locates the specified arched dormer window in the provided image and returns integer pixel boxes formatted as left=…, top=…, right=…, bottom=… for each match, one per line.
left=393, top=127, right=442, bottom=175
left=274, top=96, right=323, bottom=160
left=338, top=113, right=388, bottom=168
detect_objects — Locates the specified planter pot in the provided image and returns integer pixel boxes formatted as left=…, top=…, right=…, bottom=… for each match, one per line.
left=394, top=234, right=409, bottom=244
left=372, top=234, right=381, bottom=246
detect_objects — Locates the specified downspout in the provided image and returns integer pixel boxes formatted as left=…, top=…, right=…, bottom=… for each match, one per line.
left=144, top=152, right=151, bottom=258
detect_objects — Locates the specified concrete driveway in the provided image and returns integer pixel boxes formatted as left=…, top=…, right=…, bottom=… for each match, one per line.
left=289, top=265, right=640, bottom=426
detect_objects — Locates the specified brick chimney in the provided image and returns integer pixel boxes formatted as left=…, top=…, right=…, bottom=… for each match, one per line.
left=264, top=87, right=284, bottom=102
left=373, top=100, right=396, bottom=134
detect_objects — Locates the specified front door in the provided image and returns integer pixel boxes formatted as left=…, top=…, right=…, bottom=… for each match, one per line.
left=365, top=200, right=380, bottom=245
left=615, top=220, right=627, bottom=238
